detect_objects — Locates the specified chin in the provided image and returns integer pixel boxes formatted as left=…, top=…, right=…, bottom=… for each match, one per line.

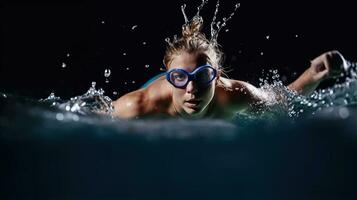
left=184, top=106, right=204, bottom=115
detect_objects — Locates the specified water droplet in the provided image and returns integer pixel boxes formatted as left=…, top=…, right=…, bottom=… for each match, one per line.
left=56, top=113, right=64, bottom=121
left=131, top=25, right=138, bottom=30
left=339, top=107, right=349, bottom=119
left=61, top=62, right=66, bottom=68
left=48, top=92, right=55, bottom=99
left=91, top=82, right=96, bottom=88
left=145, top=64, right=150, bottom=68
left=98, top=88, right=105, bottom=95
left=71, top=103, right=80, bottom=112
left=72, top=114, right=79, bottom=121
left=104, top=69, right=111, bottom=77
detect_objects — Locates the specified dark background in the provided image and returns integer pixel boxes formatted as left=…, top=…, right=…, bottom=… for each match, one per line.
left=1, top=0, right=356, bottom=100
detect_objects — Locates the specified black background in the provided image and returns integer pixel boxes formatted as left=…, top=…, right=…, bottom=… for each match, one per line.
left=1, top=0, right=356, bottom=100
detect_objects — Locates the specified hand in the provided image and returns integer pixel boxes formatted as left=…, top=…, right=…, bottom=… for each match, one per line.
left=309, top=50, right=346, bottom=81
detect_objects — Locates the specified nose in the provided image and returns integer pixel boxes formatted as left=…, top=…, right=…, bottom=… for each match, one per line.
left=186, top=80, right=198, bottom=94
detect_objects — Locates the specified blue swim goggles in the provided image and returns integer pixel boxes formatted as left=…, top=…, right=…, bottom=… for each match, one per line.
left=166, top=64, right=217, bottom=89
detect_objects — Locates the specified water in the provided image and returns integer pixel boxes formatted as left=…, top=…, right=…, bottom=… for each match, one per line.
left=210, top=1, right=240, bottom=43
left=2, top=58, right=357, bottom=199
left=169, top=0, right=240, bottom=46
left=104, top=69, right=111, bottom=83
left=1, top=86, right=357, bottom=199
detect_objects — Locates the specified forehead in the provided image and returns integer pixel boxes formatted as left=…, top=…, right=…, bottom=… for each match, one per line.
left=169, top=52, right=208, bottom=72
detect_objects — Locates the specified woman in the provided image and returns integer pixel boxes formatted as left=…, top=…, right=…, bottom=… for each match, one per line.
left=112, top=17, right=344, bottom=120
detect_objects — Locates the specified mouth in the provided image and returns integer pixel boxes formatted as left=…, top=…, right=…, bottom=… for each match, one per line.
left=184, top=99, right=202, bottom=108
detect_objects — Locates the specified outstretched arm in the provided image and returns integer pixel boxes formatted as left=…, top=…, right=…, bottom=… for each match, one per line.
left=287, top=50, right=344, bottom=96
left=225, top=50, right=346, bottom=116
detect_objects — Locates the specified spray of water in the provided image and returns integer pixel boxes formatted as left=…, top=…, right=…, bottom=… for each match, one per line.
left=41, top=82, right=114, bottom=117
left=238, top=55, right=357, bottom=124
left=195, top=0, right=209, bottom=18
left=181, top=4, right=189, bottom=24
left=210, top=1, right=240, bottom=44
left=168, top=0, right=240, bottom=46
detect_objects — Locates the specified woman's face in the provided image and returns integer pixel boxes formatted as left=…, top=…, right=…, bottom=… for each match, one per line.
left=167, top=52, right=217, bottom=118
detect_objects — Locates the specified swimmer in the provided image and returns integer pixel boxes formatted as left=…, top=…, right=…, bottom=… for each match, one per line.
left=112, top=17, right=347, bottom=120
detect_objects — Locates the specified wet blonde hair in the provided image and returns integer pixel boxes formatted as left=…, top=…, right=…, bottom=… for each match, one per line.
left=163, top=16, right=226, bottom=78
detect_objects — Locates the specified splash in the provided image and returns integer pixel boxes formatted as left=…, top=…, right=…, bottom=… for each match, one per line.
left=180, top=0, right=208, bottom=24
left=172, top=0, right=240, bottom=45
left=237, top=55, right=357, bottom=124
left=210, top=1, right=240, bottom=44
left=41, top=82, right=114, bottom=116
left=40, top=92, right=62, bottom=106
left=195, top=0, right=209, bottom=18
left=181, top=4, right=189, bottom=24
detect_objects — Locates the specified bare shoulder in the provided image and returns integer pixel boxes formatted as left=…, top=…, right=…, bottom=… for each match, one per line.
left=112, top=77, right=173, bottom=119
left=215, top=77, right=266, bottom=112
